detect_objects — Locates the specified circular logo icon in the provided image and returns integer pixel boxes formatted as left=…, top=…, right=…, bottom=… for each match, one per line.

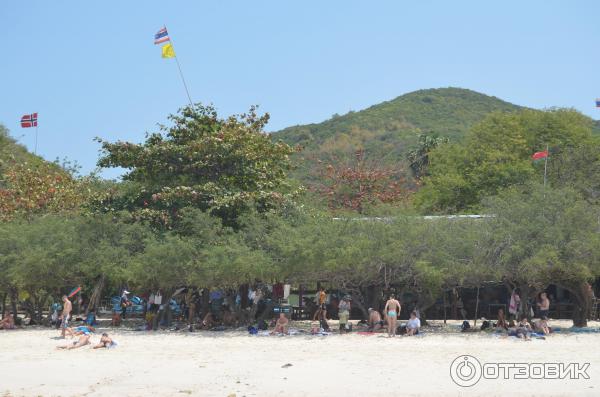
left=450, top=355, right=482, bottom=387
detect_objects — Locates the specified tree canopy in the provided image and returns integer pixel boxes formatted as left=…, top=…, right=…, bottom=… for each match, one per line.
left=95, top=104, right=297, bottom=227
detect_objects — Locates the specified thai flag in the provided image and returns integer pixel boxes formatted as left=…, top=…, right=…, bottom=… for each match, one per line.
left=596, top=99, right=600, bottom=108
left=154, top=27, right=170, bottom=44
left=20, top=113, right=37, bottom=128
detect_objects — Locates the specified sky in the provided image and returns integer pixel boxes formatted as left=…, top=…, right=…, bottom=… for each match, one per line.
left=2, top=1, right=599, bottom=179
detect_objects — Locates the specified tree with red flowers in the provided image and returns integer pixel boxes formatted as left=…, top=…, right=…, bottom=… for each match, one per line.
left=314, top=149, right=408, bottom=213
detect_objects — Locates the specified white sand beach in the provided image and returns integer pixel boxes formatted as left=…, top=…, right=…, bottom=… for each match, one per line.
left=1, top=321, right=599, bottom=397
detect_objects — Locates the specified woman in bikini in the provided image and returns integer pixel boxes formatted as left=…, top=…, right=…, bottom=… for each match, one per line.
left=384, top=295, right=401, bottom=337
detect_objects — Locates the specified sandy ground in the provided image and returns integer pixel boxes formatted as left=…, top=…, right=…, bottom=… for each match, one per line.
left=1, top=320, right=599, bottom=397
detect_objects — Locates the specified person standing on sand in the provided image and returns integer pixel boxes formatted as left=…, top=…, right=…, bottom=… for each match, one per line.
left=537, top=292, right=550, bottom=319
left=384, top=295, right=401, bottom=337
left=60, top=295, right=72, bottom=338
left=338, top=296, right=351, bottom=333
left=313, top=287, right=327, bottom=320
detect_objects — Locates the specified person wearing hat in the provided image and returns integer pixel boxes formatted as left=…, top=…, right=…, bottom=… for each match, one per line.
left=338, top=296, right=352, bottom=333
left=120, top=290, right=131, bottom=318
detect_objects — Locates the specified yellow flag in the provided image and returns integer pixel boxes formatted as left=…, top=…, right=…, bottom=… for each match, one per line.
left=161, top=43, right=175, bottom=58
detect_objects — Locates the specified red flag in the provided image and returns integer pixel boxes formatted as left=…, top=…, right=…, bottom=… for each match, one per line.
left=532, top=150, right=548, bottom=160
left=21, top=113, right=38, bottom=128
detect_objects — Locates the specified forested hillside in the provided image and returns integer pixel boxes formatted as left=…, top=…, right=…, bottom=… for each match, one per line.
left=273, top=88, right=522, bottom=183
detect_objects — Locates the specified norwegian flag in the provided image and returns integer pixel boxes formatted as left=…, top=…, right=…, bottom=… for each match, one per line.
left=21, top=113, right=38, bottom=128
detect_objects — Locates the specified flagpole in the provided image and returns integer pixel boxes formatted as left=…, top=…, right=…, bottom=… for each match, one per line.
left=164, top=26, right=193, bottom=107
left=543, top=143, right=548, bottom=188
left=34, top=118, right=38, bottom=155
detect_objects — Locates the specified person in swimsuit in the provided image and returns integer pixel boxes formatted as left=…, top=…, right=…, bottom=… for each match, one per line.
left=57, top=332, right=91, bottom=350
left=384, top=295, right=401, bottom=337
left=537, top=292, right=550, bottom=319
left=60, top=295, right=72, bottom=339
left=367, top=308, right=384, bottom=332
left=94, top=333, right=118, bottom=349
left=65, top=325, right=95, bottom=338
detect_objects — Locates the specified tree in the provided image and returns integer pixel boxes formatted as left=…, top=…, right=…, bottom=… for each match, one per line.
left=415, top=109, right=596, bottom=213
left=480, top=186, right=600, bottom=326
left=0, top=161, right=94, bottom=221
left=313, top=149, right=408, bottom=213
left=0, top=214, right=152, bottom=321
left=95, top=104, right=297, bottom=227
left=407, top=132, right=449, bottom=179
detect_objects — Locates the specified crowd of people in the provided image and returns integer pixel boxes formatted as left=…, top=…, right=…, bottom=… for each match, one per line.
left=0, top=287, right=582, bottom=343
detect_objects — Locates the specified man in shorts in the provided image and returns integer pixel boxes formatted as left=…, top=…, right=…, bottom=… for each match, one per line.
left=60, top=295, right=72, bottom=338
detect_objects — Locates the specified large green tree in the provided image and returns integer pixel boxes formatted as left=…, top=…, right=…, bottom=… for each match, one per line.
left=95, top=104, right=297, bottom=227
left=415, top=109, right=595, bottom=213
left=479, top=186, right=600, bottom=326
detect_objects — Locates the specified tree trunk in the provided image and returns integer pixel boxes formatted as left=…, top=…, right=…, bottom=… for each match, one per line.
left=37, top=292, right=49, bottom=323
left=9, top=286, right=18, bottom=318
left=345, top=286, right=369, bottom=320
left=571, top=283, right=590, bottom=328
left=1, top=293, right=6, bottom=318
left=443, top=291, right=447, bottom=325
left=201, top=288, right=210, bottom=319
left=474, top=287, right=480, bottom=327
left=86, top=275, right=106, bottom=314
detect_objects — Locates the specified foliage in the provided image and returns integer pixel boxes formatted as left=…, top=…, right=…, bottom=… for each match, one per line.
left=95, top=104, right=297, bottom=227
left=0, top=161, right=96, bottom=221
left=479, top=185, right=600, bottom=325
left=407, top=132, right=449, bottom=179
left=312, top=149, right=408, bottom=213
left=274, top=88, right=521, bottom=185
left=415, top=109, right=596, bottom=213
left=0, top=124, right=46, bottom=173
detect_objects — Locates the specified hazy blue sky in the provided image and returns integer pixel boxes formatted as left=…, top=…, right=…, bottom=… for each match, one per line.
left=2, top=1, right=599, bottom=178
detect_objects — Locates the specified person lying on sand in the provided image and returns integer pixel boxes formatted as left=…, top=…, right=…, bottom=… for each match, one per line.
left=93, top=333, right=118, bottom=349
left=406, top=311, right=421, bottom=336
left=271, top=313, right=289, bottom=335
left=66, top=325, right=95, bottom=338
left=0, top=312, right=16, bottom=330
left=367, top=308, right=383, bottom=332
left=57, top=333, right=91, bottom=350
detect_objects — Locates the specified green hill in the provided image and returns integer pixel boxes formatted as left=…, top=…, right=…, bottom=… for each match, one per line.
left=272, top=87, right=523, bottom=184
